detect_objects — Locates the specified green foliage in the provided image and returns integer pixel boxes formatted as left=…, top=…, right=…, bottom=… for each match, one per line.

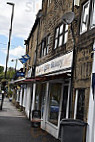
left=8, top=90, right=13, bottom=97
left=0, top=67, right=15, bottom=81
left=0, top=66, right=4, bottom=74
left=0, top=66, right=4, bottom=81
left=0, top=72, right=4, bottom=80
left=6, top=67, right=15, bottom=80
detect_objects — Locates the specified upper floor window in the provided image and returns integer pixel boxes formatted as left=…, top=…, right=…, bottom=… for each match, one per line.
left=48, top=0, right=52, bottom=7
left=54, top=23, right=68, bottom=49
left=40, top=35, right=50, bottom=58
left=90, top=0, right=95, bottom=28
left=80, top=1, right=90, bottom=34
left=74, top=0, right=80, bottom=7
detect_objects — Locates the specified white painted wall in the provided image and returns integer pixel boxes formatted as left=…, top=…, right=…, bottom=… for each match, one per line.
left=16, top=90, right=19, bottom=102
left=23, top=88, right=27, bottom=108
left=31, top=83, right=36, bottom=120
left=41, top=82, right=49, bottom=130
left=25, top=84, right=32, bottom=118
left=19, top=88, right=23, bottom=106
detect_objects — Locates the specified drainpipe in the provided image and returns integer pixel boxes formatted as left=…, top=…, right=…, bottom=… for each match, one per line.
left=69, top=0, right=76, bottom=118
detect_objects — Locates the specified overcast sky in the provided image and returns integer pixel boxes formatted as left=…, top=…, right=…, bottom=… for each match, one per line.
left=0, top=0, right=42, bottom=69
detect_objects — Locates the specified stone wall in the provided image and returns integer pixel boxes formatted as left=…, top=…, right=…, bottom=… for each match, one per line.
left=36, top=0, right=74, bottom=65
left=72, top=0, right=95, bottom=121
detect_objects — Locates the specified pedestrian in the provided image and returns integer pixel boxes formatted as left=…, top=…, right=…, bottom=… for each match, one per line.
left=0, top=90, right=4, bottom=110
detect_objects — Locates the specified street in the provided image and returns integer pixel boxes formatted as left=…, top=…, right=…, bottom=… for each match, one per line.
left=0, top=98, right=60, bottom=142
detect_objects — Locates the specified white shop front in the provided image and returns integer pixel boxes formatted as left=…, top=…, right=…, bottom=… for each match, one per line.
left=32, top=51, right=73, bottom=138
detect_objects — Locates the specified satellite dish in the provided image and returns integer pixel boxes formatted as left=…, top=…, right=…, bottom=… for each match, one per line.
left=62, top=12, right=75, bottom=25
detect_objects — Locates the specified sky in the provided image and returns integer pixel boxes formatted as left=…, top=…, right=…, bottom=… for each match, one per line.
left=0, top=0, right=42, bottom=70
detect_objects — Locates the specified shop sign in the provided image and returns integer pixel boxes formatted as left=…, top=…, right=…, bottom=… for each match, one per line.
left=36, top=51, right=73, bottom=76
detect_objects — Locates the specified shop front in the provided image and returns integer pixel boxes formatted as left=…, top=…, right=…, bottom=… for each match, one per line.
left=32, top=51, right=73, bottom=138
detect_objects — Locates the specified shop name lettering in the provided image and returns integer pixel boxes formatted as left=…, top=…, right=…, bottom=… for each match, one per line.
left=37, top=60, right=63, bottom=74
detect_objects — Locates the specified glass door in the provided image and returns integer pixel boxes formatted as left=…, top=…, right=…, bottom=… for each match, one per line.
left=61, top=85, right=69, bottom=120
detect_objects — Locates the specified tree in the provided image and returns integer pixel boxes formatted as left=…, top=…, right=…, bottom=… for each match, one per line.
left=0, top=67, right=15, bottom=81
left=0, top=66, right=4, bottom=81
left=6, top=67, right=15, bottom=80
left=0, top=66, right=4, bottom=74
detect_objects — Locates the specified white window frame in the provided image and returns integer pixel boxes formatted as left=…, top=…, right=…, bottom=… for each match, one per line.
left=48, top=0, right=52, bottom=7
left=54, top=24, right=68, bottom=49
left=74, top=90, right=78, bottom=119
left=74, top=89, right=85, bottom=120
left=90, top=0, right=95, bottom=29
left=74, top=0, right=80, bottom=7
left=40, top=35, right=50, bottom=58
left=80, top=1, right=90, bottom=34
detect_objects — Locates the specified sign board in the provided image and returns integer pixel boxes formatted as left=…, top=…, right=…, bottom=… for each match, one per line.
left=16, top=71, right=25, bottom=77
left=36, top=51, right=73, bottom=76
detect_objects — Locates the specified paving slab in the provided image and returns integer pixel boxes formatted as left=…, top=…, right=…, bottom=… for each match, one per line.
left=0, top=98, right=60, bottom=142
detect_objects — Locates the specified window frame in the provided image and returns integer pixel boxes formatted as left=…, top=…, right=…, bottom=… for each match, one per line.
left=54, top=23, right=68, bottom=49
left=80, top=0, right=90, bottom=35
left=40, top=34, right=50, bottom=58
left=47, top=0, right=52, bottom=7
left=90, top=0, right=95, bottom=29
left=74, top=89, right=85, bottom=121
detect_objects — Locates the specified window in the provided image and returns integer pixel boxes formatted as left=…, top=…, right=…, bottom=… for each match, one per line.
left=48, top=83, right=62, bottom=126
left=54, top=23, right=68, bottom=49
left=48, top=0, right=52, bottom=7
left=90, top=0, right=95, bottom=28
left=80, top=1, right=90, bottom=34
left=61, top=86, right=68, bottom=119
left=80, top=0, right=95, bottom=34
left=40, top=35, right=50, bottom=58
left=74, top=0, right=80, bottom=6
left=74, top=89, right=85, bottom=121
left=34, top=84, right=46, bottom=118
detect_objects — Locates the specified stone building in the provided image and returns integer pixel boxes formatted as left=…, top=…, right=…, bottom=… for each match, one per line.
left=71, top=0, right=95, bottom=142
left=25, top=0, right=75, bottom=139
left=15, top=0, right=95, bottom=141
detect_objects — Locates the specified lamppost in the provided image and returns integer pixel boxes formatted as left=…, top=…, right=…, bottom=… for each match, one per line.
left=5, top=2, right=15, bottom=79
left=11, top=59, right=18, bottom=73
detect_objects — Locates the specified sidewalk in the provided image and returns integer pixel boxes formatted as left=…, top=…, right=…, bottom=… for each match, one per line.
left=0, top=98, right=60, bottom=142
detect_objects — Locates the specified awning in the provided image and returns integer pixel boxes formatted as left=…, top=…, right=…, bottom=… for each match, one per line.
left=19, top=70, right=71, bottom=84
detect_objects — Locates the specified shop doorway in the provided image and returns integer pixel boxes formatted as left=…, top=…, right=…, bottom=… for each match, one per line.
left=59, top=81, right=70, bottom=138
left=34, top=83, right=46, bottom=119
left=61, top=85, right=69, bottom=119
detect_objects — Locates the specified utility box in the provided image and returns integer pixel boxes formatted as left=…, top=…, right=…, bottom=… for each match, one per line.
left=60, top=119, right=87, bottom=142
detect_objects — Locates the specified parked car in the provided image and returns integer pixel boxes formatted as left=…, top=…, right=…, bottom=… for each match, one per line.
left=41, top=100, right=59, bottom=119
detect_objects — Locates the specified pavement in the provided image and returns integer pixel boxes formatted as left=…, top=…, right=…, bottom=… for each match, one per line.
left=0, top=98, right=60, bottom=142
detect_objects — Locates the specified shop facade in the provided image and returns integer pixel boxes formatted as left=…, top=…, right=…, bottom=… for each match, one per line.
left=31, top=51, right=73, bottom=138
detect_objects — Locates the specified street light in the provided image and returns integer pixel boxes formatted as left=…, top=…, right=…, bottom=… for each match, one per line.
left=5, top=2, right=15, bottom=79
left=11, top=59, right=18, bottom=73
